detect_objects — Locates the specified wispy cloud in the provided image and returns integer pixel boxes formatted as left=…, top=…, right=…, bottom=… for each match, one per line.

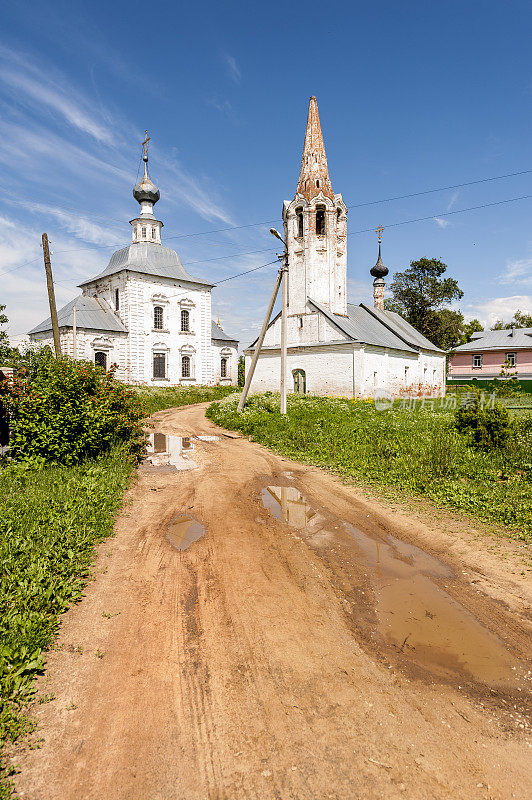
left=498, top=257, right=532, bottom=285
left=221, top=52, right=241, bottom=83
left=446, top=191, right=459, bottom=211
left=433, top=217, right=449, bottom=229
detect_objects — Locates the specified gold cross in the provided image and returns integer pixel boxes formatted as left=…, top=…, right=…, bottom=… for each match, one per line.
left=376, top=225, right=384, bottom=242
left=142, top=130, right=151, bottom=159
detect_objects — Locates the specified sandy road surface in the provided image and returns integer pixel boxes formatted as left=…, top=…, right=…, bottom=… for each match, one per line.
left=12, top=403, right=531, bottom=800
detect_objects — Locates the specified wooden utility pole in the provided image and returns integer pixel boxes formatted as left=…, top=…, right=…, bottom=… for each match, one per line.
left=42, top=233, right=61, bottom=356
left=237, top=265, right=283, bottom=412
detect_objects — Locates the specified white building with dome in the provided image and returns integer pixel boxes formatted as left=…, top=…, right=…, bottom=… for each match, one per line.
left=29, top=147, right=238, bottom=386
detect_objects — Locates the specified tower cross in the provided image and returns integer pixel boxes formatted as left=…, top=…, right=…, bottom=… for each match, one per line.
left=142, top=130, right=151, bottom=160
left=376, top=225, right=384, bottom=243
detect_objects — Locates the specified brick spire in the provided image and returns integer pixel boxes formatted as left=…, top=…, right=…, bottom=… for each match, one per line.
left=296, top=96, right=335, bottom=202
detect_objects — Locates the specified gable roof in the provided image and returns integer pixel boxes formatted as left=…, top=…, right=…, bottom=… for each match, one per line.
left=360, top=304, right=443, bottom=352
left=211, top=320, right=238, bottom=343
left=79, top=242, right=213, bottom=288
left=454, top=328, right=532, bottom=352
left=29, top=295, right=127, bottom=336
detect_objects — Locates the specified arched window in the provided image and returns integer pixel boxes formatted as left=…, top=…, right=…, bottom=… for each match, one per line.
left=292, top=369, right=306, bottom=394
left=295, top=207, right=303, bottom=238
left=181, top=355, right=191, bottom=378
left=220, top=357, right=227, bottom=378
left=115, top=288, right=119, bottom=311
left=180, top=309, right=190, bottom=332
left=316, top=205, right=326, bottom=236
left=95, top=351, right=107, bottom=370
left=153, top=352, right=166, bottom=378
left=154, top=306, right=163, bottom=330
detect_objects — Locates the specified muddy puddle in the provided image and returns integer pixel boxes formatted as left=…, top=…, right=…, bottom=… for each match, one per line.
left=262, top=485, right=525, bottom=688
left=141, top=433, right=198, bottom=472
left=166, top=515, right=206, bottom=551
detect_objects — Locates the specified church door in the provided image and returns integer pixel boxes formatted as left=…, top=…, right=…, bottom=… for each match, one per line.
left=293, top=369, right=306, bottom=394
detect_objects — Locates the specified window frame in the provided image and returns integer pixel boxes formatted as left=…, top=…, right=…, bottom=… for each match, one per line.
left=153, top=305, right=164, bottom=330
left=506, top=352, right=516, bottom=367
left=220, top=357, right=228, bottom=378
left=181, top=354, right=191, bottom=378
left=153, top=352, right=166, bottom=379
left=472, top=354, right=483, bottom=369
left=180, top=308, right=190, bottom=332
left=94, top=351, right=107, bottom=370
left=315, top=205, right=326, bottom=236
left=115, top=288, right=119, bottom=311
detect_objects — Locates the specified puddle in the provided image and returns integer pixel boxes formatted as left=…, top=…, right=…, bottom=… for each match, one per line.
left=262, top=485, right=522, bottom=688
left=194, top=435, right=220, bottom=442
left=141, top=433, right=198, bottom=472
left=166, top=515, right=206, bottom=551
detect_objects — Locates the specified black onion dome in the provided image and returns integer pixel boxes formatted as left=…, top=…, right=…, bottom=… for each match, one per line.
left=370, top=244, right=389, bottom=279
left=133, top=164, right=160, bottom=205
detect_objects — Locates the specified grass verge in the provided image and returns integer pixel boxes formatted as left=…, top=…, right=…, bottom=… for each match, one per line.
left=133, top=384, right=236, bottom=416
left=207, top=392, right=532, bottom=542
left=0, top=447, right=135, bottom=796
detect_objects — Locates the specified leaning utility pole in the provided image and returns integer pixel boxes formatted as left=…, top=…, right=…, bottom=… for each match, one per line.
left=42, top=233, right=61, bottom=357
left=280, top=248, right=288, bottom=415
left=237, top=265, right=283, bottom=412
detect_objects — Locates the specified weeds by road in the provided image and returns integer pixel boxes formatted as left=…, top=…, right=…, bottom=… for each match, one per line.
left=134, top=385, right=235, bottom=416
left=207, top=392, right=532, bottom=541
left=0, top=448, right=134, bottom=797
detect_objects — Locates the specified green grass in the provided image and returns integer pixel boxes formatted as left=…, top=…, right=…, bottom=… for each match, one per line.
left=133, top=384, right=235, bottom=416
left=0, top=447, right=135, bottom=796
left=207, top=392, right=532, bottom=542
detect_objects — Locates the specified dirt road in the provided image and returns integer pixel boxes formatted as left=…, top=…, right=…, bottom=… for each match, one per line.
left=12, top=403, right=531, bottom=799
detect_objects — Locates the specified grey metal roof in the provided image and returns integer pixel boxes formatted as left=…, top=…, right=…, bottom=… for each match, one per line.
left=79, top=242, right=214, bottom=287
left=361, top=304, right=443, bottom=352
left=454, top=328, right=532, bottom=352
left=308, top=299, right=419, bottom=353
left=29, top=295, right=127, bottom=336
left=211, top=320, right=238, bottom=343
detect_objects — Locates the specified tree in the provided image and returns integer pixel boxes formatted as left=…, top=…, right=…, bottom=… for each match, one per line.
left=491, top=309, right=532, bottom=330
left=384, top=258, right=464, bottom=349
left=238, top=355, right=245, bottom=387
left=0, top=304, right=14, bottom=362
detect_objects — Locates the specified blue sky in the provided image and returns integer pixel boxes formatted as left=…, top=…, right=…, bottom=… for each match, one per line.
left=1, top=0, right=532, bottom=347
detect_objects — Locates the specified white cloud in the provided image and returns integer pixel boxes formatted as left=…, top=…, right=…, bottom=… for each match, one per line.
left=498, top=257, right=532, bottom=285
left=221, top=52, right=241, bottom=83
left=433, top=217, right=449, bottom=228
left=446, top=191, right=459, bottom=211
left=466, top=295, right=532, bottom=327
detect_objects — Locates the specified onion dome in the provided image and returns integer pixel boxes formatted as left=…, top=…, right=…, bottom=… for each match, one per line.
left=133, top=157, right=160, bottom=205
left=370, top=244, right=389, bottom=279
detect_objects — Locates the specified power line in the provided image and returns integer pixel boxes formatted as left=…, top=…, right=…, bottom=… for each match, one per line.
left=217, top=259, right=279, bottom=284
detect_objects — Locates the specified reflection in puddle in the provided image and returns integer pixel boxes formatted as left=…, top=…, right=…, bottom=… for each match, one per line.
left=262, top=485, right=521, bottom=687
left=142, top=433, right=198, bottom=472
left=166, top=515, right=206, bottom=551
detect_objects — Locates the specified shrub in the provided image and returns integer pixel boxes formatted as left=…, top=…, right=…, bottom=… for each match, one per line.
left=454, top=392, right=513, bottom=450
left=0, top=350, right=145, bottom=465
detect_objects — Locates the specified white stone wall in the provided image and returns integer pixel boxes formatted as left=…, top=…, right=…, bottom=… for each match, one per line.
left=82, top=273, right=213, bottom=385
left=212, top=342, right=238, bottom=385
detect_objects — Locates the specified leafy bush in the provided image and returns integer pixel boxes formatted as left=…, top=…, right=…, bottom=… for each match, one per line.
left=0, top=350, right=145, bottom=465
left=454, top=392, right=513, bottom=450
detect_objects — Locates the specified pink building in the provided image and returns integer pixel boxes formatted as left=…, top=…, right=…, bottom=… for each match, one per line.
left=448, top=328, right=532, bottom=384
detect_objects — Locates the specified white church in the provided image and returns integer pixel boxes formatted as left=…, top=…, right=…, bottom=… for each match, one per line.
left=29, top=145, right=239, bottom=386
left=245, top=97, right=446, bottom=398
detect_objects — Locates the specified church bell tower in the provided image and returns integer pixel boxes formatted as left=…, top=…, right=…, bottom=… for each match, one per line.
left=282, top=97, right=347, bottom=316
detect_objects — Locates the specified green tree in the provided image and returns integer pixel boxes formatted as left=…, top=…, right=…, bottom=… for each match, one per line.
left=384, top=258, right=464, bottom=349
left=238, top=355, right=245, bottom=387
left=491, top=309, right=532, bottom=330
left=0, top=304, right=15, bottom=362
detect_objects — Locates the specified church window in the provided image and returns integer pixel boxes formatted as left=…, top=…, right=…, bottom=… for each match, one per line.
left=316, top=205, right=326, bottom=236
left=296, top=207, right=303, bottom=238
left=154, top=306, right=163, bottom=330
left=95, top=351, right=107, bottom=370
left=220, top=357, right=227, bottom=378
left=153, top=352, right=166, bottom=378
left=292, top=369, right=306, bottom=394
left=181, top=309, right=190, bottom=331
left=142, top=226, right=147, bottom=239
left=316, top=180, right=320, bottom=188
left=115, top=288, right=119, bottom=311
left=181, top=355, right=191, bottom=378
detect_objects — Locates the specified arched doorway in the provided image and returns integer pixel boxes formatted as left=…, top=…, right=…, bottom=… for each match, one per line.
left=292, top=369, right=306, bottom=394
